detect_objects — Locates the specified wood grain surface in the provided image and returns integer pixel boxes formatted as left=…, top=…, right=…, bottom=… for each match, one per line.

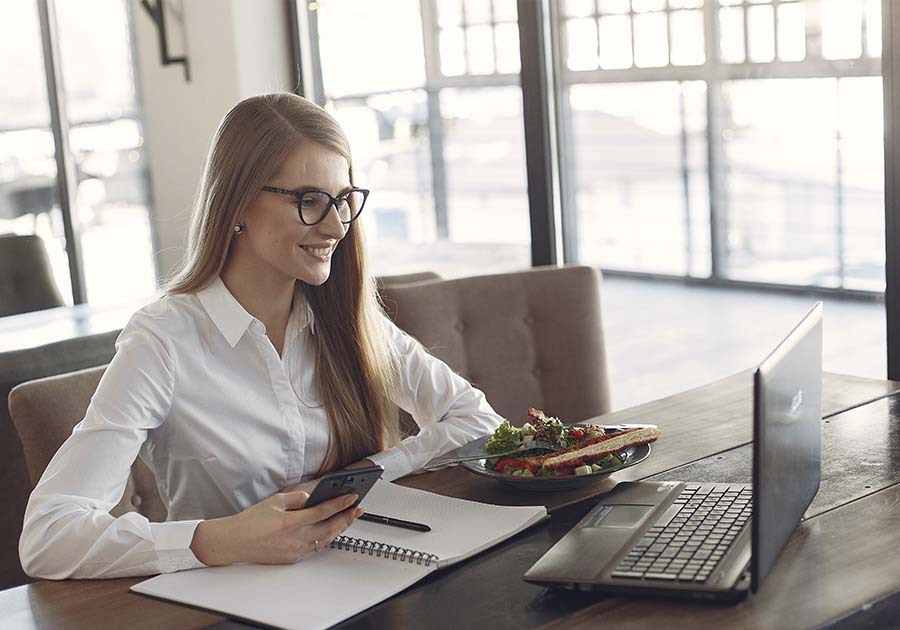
left=2, top=372, right=898, bottom=630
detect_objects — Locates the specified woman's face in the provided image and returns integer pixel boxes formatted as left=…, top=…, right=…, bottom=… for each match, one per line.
left=235, top=142, right=352, bottom=287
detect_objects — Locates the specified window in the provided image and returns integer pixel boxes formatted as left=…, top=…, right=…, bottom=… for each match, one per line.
left=558, top=0, right=884, bottom=292
left=0, top=0, right=156, bottom=310
left=306, top=0, right=531, bottom=278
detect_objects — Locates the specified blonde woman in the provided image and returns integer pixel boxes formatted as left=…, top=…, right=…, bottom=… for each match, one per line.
left=19, top=93, right=502, bottom=579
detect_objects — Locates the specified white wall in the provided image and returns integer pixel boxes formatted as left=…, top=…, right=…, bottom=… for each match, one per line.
left=132, top=0, right=294, bottom=281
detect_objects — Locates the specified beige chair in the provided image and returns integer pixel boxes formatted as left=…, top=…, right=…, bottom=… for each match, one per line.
left=10, top=366, right=167, bottom=524
left=381, top=265, right=611, bottom=425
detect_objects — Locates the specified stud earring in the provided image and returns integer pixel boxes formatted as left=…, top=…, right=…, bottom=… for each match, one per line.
left=233, top=223, right=245, bottom=234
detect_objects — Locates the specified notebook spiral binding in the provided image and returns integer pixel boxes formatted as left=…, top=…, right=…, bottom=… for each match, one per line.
left=330, top=535, right=440, bottom=567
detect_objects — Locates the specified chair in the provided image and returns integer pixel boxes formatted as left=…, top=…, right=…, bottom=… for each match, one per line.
left=380, top=265, right=611, bottom=425
left=0, top=330, right=120, bottom=589
left=10, top=365, right=166, bottom=522
left=0, top=234, right=65, bottom=317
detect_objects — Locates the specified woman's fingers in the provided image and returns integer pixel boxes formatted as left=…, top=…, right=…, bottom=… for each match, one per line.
left=305, top=504, right=364, bottom=549
left=278, top=490, right=311, bottom=511
left=284, top=492, right=358, bottom=524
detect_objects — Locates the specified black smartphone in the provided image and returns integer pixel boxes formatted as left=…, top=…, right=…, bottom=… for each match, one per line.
left=303, top=464, right=384, bottom=509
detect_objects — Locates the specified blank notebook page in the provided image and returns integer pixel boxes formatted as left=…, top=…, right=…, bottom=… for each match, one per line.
left=348, top=480, right=547, bottom=565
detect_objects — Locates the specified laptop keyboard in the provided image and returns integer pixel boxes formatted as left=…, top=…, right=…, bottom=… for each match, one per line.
left=610, top=484, right=752, bottom=583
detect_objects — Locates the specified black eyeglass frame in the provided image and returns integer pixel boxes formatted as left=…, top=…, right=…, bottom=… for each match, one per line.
left=261, top=185, right=370, bottom=226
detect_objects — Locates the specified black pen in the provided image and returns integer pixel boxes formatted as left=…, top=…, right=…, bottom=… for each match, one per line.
left=358, top=512, right=431, bottom=532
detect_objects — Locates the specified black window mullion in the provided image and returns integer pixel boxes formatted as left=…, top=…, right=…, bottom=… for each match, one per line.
left=37, top=0, right=86, bottom=305
left=517, top=0, right=562, bottom=267
left=882, top=0, right=900, bottom=380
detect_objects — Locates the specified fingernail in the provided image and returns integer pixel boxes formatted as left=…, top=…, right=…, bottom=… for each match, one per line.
left=347, top=493, right=359, bottom=504
left=355, top=507, right=365, bottom=518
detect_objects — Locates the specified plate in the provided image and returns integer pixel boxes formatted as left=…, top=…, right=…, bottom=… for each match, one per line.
left=458, top=424, right=653, bottom=491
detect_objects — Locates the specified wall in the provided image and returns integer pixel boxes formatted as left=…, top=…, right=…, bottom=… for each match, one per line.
left=131, top=0, right=294, bottom=281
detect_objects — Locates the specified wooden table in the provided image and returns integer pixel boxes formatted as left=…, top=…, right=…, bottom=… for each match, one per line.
left=4, top=371, right=900, bottom=630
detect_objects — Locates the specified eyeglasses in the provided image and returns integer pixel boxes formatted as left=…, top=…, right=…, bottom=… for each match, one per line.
left=261, top=186, right=369, bottom=226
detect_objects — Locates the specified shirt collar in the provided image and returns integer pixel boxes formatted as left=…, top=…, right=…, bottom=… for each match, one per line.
left=197, top=276, right=316, bottom=348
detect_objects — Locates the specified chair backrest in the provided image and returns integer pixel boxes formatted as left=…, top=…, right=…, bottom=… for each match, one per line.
left=0, top=329, right=120, bottom=590
left=9, top=365, right=167, bottom=523
left=0, top=233, right=65, bottom=317
left=380, top=265, right=611, bottom=425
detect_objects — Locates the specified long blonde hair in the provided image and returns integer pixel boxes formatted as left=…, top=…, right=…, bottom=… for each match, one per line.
left=166, top=93, right=400, bottom=472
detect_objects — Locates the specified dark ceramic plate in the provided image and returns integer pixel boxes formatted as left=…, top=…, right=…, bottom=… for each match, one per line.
left=459, top=424, right=653, bottom=491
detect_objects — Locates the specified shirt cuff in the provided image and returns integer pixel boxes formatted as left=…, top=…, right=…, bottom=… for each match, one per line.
left=149, top=520, right=205, bottom=573
left=368, top=448, right=412, bottom=481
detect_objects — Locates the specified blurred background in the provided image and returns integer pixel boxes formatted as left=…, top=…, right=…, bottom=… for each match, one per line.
left=0, top=0, right=891, bottom=407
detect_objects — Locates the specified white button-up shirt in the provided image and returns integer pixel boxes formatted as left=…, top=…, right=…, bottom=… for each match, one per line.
left=19, top=277, right=502, bottom=580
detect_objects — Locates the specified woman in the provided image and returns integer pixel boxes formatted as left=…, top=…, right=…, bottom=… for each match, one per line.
left=19, top=93, right=502, bottom=579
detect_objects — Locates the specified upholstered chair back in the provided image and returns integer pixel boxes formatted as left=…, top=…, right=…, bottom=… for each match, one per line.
left=380, top=265, right=611, bottom=425
left=9, top=365, right=167, bottom=523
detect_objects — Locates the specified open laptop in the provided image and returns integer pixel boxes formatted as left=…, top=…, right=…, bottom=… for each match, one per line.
left=524, top=302, right=823, bottom=602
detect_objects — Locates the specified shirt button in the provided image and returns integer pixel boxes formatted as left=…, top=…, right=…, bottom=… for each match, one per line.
left=131, top=494, right=143, bottom=508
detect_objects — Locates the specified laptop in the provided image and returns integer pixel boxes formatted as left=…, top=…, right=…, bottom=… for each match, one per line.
left=524, top=302, right=823, bottom=602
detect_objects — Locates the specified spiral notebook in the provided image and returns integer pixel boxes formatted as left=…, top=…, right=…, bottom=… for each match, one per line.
left=131, top=480, right=547, bottom=630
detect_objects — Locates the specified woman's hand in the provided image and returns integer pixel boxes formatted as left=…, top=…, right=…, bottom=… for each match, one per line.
left=190, top=487, right=363, bottom=567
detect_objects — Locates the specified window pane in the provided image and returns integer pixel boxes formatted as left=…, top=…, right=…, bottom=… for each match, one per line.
left=598, top=0, right=630, bottom=14
left=0, top=0, right=70, bottom=308
left=633, top=12, right=668, bottom=67
left=437, top=0, right=462, bottom=27
left=866, top=0, right=881, bottom=57
left=466, top=25, right=495, bottom=75
left=747, top=4, right=775, bottom=63
left=320, top=6, right=529, bottom=279
left=463, top=0, right=492, bottom=24
left=567, top=18, right=600, bottom=71
left=55, top=0, right=156, bottom=307
left=565, top=0, right=595, bottom=18
left=777, top=2, right=806, bottom=62
left=821, top=0, right=863, bottom=60
left=318, top=0, right=425, bottom=95
left=495, top=23, right=521, bottom=73
left=633, top=0, right=666, bottom=11
left=721, top=79, right=843, bottom=286
left=440, top=27, right=467, bottom=76
left=566, top=82, right=708, bottom=275
left=598, top=15, right=633, bottom=69
left=439, top=88, right=530, bottom=268
left=719, top=7, right=746, bottom=63
left=838, top=77, right=884, bottom=291
left=493, top=0, right=518, bottom=22
left=670, top=10, right=705, bottom=66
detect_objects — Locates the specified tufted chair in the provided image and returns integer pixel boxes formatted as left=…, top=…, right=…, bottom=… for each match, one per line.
left=9, top=365, right=167, bottom=524
left=380, top=265, right=611, bottom=426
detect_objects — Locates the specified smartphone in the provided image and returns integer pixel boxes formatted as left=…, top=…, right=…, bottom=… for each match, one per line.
left=303, top=464, right=384, bottom=509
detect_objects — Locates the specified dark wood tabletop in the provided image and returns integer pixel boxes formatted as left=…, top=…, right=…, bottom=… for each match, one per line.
left=3, top=370, right=899, bottom=630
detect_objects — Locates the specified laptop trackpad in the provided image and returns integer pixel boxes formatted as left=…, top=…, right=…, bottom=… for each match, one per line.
left=581, top=504, right=654, bottom=528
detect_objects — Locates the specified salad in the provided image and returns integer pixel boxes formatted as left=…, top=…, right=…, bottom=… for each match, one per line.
left=483, top=408, right=617, bottom=478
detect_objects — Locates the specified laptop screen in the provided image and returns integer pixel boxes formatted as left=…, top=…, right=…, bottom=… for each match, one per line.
left=750, top=302, right=823, bottom=592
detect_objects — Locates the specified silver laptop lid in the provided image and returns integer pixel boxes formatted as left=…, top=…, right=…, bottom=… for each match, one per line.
left=750, top=302, right=823, bottom=592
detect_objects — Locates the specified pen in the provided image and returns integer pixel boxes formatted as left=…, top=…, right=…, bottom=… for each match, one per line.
left=358, top=512, right=431, bottom=532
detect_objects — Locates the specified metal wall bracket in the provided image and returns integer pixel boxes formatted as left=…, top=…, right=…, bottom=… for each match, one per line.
left=140, top=0, right=190, bottom=82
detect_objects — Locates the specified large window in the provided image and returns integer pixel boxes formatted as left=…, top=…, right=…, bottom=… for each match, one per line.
left=308, top=0, right=531, bottom=278
left=0, top=0, right=156, bottom=310
left=558, top=0, right=884, bottom=292
left=297, top=0, right=884, bottom=293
